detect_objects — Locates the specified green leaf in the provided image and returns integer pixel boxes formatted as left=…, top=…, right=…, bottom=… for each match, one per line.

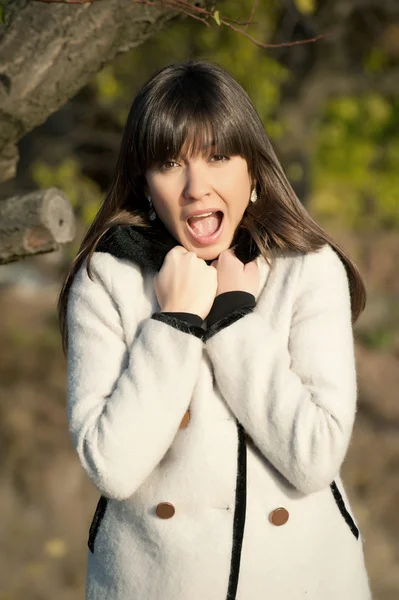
left=0, top=5, right=5, bottom=25
left=293, top=0, right=315, bottom=15
left=213, top=10, right=221, bottom=26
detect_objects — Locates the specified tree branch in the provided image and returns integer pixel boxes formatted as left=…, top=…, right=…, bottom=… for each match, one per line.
left=32, top=0, right=329, bottom=48
left=222, top=21, right=326, bottom=49
left=133, top=0, right=210, bottom=26
left=33, top=0, right=93, bottom=3
left=243, top=0, right=258, bottom=32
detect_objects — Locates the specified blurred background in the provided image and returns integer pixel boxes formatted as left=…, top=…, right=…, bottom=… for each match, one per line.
left=0, top=0, right=398, bottom=598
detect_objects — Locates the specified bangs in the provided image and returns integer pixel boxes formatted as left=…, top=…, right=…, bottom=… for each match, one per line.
left=135, top=80, right=255, bottom=173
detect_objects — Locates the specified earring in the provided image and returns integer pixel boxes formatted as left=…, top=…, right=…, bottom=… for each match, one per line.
left=250, top=186, right=258, bottom=203
left=146, top=194, right=157, bottom=221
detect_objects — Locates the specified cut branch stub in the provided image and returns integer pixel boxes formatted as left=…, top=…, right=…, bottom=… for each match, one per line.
left=0, top=187, right=76, bottom=264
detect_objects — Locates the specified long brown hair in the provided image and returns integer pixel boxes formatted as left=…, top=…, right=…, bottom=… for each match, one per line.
left=58, top=59, right=366, bottom=355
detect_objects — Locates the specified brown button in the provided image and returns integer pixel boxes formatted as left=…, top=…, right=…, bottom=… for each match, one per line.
left=269, top=507, right=289, bottom=526
left=179, top=409, right=190, bottom=429
left=156, top=502, right=175, bottom=519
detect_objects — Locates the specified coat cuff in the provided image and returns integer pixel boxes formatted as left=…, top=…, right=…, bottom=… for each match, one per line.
left=161, top=312, right=204, bottom=328
left=151, top=312, right=204, bottom=340
left=204, top=291, right=256, bottom=339
left=206, top=291, right=256, bottom=327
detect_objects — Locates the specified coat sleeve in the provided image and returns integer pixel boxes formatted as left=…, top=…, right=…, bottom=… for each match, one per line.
left=66, top=253, right=204, bottom=500
left=205, top=244, right=358, bottom=494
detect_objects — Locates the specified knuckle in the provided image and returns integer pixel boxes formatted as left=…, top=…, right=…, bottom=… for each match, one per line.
left=172, top=245, right=185, bottom=253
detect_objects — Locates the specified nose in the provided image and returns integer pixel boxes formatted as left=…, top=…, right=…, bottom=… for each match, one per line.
left=182, top=162, right=212, bottom=201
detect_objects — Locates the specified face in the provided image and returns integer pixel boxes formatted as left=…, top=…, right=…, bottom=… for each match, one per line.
left=145, top=144, right=254, bottom=261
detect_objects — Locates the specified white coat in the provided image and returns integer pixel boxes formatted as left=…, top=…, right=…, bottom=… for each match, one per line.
left=66, top=222, right=372, bottom=600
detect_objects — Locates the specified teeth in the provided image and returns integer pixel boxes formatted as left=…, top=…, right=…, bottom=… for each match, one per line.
left=190, top=211, right=216, bottom=219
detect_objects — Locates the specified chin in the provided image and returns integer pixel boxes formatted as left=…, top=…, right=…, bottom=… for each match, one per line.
left=192, top=242, right=228, bottom=261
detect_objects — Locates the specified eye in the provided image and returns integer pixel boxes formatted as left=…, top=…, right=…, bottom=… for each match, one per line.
left=159, top=160, right=179, bottom=171
left=210, top=154, right=229, bottom=162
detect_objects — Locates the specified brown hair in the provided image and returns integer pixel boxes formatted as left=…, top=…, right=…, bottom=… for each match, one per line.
left=58, top=59, right=366, bottom=355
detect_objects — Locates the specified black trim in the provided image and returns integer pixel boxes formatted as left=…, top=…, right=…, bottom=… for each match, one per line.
left=226, top=421, right=247, bottom=600
left=330, top=481, right=359, bottom=540
left=88, top=495, right=109, bottom=553
left=204, top=306, right=254, bottom=342
left=161, top=312, right=204, bottom=328
left=151, top=312, right=205, bottom=340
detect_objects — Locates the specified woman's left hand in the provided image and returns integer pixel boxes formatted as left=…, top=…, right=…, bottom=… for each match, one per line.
left=211, top=248, right=260, bottom=297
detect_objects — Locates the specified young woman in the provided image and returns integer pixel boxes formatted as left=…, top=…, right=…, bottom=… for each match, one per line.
left=59, top=59, right=372, bottom=599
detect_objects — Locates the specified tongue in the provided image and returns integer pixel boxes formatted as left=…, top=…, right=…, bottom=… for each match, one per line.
left=189, top=213, right=221, bottom=236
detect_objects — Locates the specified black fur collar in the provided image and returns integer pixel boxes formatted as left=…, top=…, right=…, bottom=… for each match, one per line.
left=96, top=219, right=260, bottom=272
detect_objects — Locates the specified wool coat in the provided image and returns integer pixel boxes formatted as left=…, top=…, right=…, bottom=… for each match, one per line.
left=66, top=220, right=372, bottom=600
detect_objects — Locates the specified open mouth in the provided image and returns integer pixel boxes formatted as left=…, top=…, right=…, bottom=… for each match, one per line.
left=186, top=211, right=224, bottom=245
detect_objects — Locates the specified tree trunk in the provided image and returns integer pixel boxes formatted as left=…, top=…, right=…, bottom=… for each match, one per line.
left=0, top=188, right=76, bottom=264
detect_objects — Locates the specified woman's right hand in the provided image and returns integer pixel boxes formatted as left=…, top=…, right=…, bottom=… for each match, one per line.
left=153, top=246, right=218, bottom=320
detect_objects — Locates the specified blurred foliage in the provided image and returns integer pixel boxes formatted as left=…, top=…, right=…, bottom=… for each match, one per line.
left=364, top=47, right=390, bottom=73
left=92, top=65, right=126, bottom=106
left=311, top=95, right=399, bottom=231
left=357, top=326, right=397, bottom=351
left=31, top=158, right=102, bottom=223
left=293, top=0, right=316, bottom=15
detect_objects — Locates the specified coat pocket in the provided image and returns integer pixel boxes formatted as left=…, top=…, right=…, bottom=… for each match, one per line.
left=330, top=480, right=359, bottom=540
left=88, top=495, right=109, bottom=553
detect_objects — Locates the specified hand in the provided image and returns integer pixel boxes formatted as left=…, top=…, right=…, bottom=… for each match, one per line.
left=211, top=248, right=259, bottom=297
left=154, top=246, right=218, bottom=320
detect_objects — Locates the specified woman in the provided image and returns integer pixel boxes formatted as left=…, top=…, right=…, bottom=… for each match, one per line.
left=59, top=59, right=372, bottom=599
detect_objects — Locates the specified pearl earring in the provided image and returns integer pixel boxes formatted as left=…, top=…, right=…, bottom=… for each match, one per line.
left=146, top=194, right=157, bottom=221
left=250, top=186, right=258, bottom=203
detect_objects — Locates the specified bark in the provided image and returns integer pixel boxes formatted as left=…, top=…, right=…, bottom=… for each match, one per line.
left=0, top=188, right=76, bottom=264
left=0, top=0, right=203, bottom=182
